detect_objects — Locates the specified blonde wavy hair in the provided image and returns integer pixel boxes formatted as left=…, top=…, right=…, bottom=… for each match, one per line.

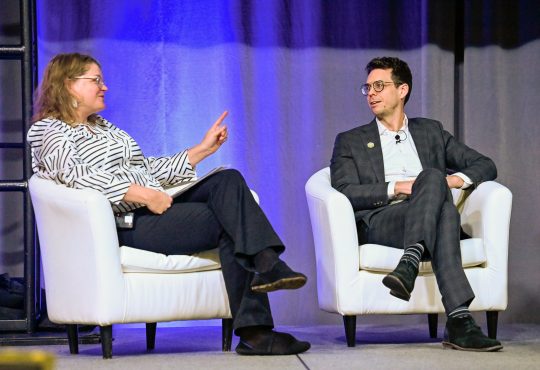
left=33, top=53, right=102, bottom=125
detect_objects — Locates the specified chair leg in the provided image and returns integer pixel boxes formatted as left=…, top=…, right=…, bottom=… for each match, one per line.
left=66, top=324, right=79, bottom=354
left=428, top=313, right=438, bottom=338
left=343, top=315, right=357, bottom=347
left=222, top=318, right=233, bottom=352
left=100, top=325, right=113, bottom=359
left=486, top=311, right=498, bottom=339
left=146, top=323, right=157, bottom=350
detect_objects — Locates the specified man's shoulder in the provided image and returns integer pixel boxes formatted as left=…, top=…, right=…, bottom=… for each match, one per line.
left=408, top=117, right=443, bottom=128
left=336, top=119, right=376, bottom=138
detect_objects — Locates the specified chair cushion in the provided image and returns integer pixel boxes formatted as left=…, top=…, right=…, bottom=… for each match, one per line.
left=359, top=238, right=486, bottom=274
left=120, top=246, right=221, bottom=273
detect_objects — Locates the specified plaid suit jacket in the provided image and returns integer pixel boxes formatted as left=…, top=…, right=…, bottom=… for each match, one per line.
left=330, top=117, right=497, bottom=221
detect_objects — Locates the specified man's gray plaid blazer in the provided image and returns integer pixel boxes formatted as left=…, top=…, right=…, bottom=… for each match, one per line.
left=330, top=117, right=497, bottom=313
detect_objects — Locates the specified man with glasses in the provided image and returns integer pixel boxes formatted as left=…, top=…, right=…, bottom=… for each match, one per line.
left=330, top=57, right=502, bottom=351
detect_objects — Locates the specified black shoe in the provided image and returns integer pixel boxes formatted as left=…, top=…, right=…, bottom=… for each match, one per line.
left=382, top=260, right=418, bottom=301
left=250, top=260, right=307, bottom=293
left=442, top=315, right=503, bottom=352
left=236, top=330, right=311, bottom=355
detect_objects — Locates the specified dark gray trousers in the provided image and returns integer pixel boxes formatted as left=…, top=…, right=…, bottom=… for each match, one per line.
left=358, top=168, right=475, bottom=314
left=117, top=169, right=282, bottom=331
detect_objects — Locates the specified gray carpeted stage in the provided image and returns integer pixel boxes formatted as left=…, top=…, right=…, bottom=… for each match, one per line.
left=3, top=322, right=539, bottom=369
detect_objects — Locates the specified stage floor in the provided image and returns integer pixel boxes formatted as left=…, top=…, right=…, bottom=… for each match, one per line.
left=1, top=322, right=539, bottom=369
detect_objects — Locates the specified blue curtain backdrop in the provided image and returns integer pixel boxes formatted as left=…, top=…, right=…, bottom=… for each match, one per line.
left=35, top=0, right=540, bottom=325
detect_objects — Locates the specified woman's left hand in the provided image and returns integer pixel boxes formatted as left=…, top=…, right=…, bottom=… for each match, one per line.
left=188, top=111, right=229, bottom=165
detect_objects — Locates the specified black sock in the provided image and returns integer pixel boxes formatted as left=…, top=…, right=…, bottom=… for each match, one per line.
left=253, top=248, right=280, bottom=273
left=401, top=243, right=424, bottom=268
left=448, top=306, right=471, bottom=319
left=236, top=325, right=272, bottom=343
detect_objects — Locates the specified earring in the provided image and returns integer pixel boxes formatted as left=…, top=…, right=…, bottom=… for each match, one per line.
left=71, top=99, right=78, bottom=108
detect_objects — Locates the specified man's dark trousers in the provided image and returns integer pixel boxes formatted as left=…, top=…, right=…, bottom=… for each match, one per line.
left=358, top=168, right=475, bottom=313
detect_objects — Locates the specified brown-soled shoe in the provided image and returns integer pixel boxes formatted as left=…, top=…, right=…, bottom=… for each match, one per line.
left=382, top=260, right=419, bottom=301
left=236, top=331, right=311, bottom=355
left=442, top=315, right=503, bottom=352
left=250, top=260, right=307, bottom=293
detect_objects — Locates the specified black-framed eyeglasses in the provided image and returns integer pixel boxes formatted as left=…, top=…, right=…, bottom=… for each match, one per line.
left=361, top=80, right=400, bottom=95
left=72, top=76, right=106, bottom=88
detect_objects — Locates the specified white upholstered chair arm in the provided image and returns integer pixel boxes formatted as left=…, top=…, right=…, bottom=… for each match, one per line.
left=459, top=181, right=511, bottom=310
left=305, top=168, right=360, bottom=311
left=29, top=176, right=126, bottom=324
left=250, top=189, right=259, bottom=204
left=460, top=181, right=511, bottom=293
left=460, top=181, right=512, bottom=265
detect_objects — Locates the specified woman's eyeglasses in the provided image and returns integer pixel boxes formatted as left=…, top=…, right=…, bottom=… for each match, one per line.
left=72, top=76, right=105, bottom=88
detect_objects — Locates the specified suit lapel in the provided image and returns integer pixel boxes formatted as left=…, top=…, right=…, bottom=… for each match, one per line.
left=356, top=120, right=385, bottom=183
left=408, top=118, right=431, bottom=169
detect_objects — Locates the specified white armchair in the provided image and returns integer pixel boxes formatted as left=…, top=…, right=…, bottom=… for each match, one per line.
left=29, top=175, right=259, bottom=358
left=305, top=167, right=512, bottom=346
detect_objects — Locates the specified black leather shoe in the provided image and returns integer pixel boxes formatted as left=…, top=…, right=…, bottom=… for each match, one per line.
left=442, top=315, right=503, bottom=352
left=251, top=260, right=307, bottom=293
left=382, top=260, right=418, bottom=301
left=236, top=330, right=311, bottom=355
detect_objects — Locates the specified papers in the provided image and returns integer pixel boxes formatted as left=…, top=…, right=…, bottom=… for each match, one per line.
left=163, top=165, right=229, bottom=198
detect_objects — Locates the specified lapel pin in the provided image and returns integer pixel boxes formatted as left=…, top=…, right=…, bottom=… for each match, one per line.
left=367, top=142, right=375, bottom=148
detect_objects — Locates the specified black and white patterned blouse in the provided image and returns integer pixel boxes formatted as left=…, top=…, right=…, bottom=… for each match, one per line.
left=27, top=116, right=196, bottom=213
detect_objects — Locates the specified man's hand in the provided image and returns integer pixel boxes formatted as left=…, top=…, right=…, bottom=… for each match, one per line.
left=394, top=180, right=415, bottom=196
left=446, top=175, right=465, bottom=189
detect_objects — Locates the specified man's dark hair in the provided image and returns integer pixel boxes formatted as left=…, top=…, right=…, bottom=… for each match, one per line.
left=365, top=57, right=413, bottom=105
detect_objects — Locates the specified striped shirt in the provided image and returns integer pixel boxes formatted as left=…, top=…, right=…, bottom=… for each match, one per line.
left=27, top=116, right=196, bottom=213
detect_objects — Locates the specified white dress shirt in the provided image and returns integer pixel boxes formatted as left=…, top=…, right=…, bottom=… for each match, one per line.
left=376, top=116, right=472, bottom=200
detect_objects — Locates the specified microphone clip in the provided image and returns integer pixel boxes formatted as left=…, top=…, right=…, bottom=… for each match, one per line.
left=394, top=130, right=407, bottom=144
